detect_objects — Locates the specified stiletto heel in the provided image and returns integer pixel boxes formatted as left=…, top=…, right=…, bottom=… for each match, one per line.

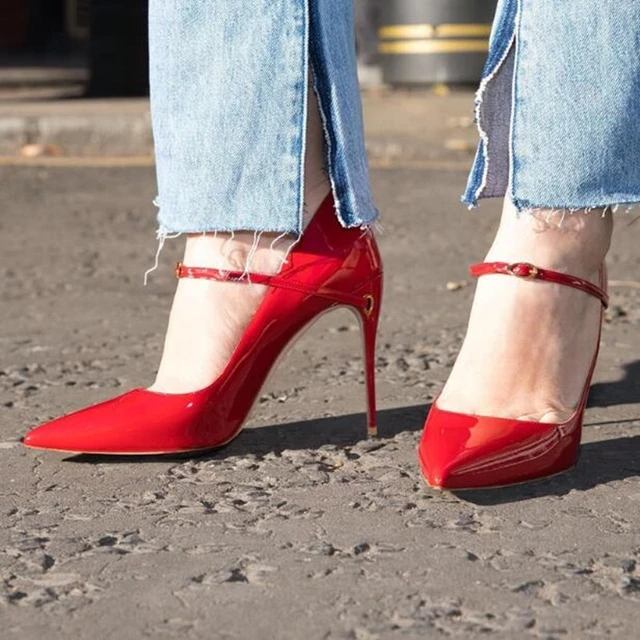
left=358, top=273, right=382, bottom=437
left=418, top=261, right=609, bottom=490
left=23, top=195, right=384, bottom=455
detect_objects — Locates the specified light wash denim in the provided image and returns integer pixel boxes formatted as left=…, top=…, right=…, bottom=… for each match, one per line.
left=464, top=0, right=640, bottom=211
left=148, top=0, right=377, bottom=236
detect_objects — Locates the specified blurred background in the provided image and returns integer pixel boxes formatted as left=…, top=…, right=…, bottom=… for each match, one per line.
left=1, top=0, right=497, bottom=99
left=1, top=0, right=145, bottom=98
left=0, top=0, right=499, bottom=185
left=0, top=0, right=501, bottom=161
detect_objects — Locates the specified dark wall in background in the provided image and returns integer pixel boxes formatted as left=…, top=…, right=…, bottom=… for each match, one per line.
left=27, top=0, right=68, bottom=53
left=87, top=0, right=149, bottom=97
left=1, top=2, right=32, bottom=52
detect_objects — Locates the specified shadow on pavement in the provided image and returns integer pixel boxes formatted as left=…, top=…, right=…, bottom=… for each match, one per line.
left=455, top=435, right=640, bottom=506
left=66, top=400, right=640, bottom=505
left=589, top=359, right=640, bottom=408
left=66, top=403, right=429, bottom=464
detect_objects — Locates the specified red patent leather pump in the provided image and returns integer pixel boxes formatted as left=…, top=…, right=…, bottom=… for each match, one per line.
left=418, top=261, right=608, bottom=491
left=23, top=195, right=383, bottom=455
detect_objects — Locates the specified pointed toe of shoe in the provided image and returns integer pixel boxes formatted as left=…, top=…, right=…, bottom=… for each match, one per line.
left=418, top=404, right=581, bottom=490
left=23, top=391, right=147, bottom=454
left=22, top=424, right=61, bottom=450
left=417, top=437, right=473, bottom=490
left=22, top=388, right=238, bottom=455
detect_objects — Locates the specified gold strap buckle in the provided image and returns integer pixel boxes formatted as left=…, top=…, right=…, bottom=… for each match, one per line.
left=506, top=262, right=540, bottom=280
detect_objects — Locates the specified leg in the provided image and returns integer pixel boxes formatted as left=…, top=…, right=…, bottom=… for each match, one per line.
left=23, top=0, right=384, bottom=454
left=420, top=0, right=639, bottom=488
left=151, top=72, right=331, bottom=393
left=147, top=0, right=377, bottom=393
left=439, top=201, right=611, bottom=423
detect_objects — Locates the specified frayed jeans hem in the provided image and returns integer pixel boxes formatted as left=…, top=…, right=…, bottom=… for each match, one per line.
left=462, top=193, right=640, bottom=215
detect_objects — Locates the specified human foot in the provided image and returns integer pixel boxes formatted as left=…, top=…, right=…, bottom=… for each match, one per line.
left=149, top=230, right=296, bottom=394
left=24, top=193, right=383, bottom=455
left=437, top=200, right=612, bottom=424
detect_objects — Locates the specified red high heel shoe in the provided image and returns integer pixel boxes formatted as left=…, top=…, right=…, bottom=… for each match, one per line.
left=23, top=195, right=383, bottom=455
left=418, top=261, right=608, bottom=490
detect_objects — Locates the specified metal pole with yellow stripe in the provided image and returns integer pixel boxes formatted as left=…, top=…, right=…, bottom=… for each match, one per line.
left=379, top=0, right=498, bottom=86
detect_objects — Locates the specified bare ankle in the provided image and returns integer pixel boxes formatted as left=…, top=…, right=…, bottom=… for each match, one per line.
left=183, top=230, right=297, bottom=276
left=488, top=200, right=613, bottom=276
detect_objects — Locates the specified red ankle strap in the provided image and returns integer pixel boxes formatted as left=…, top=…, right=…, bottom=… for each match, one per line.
left=469, top=262, right=609, bottom=308
left=176, top=263, right=272, bottom=286
left=175, top=263, right=377, bottom=314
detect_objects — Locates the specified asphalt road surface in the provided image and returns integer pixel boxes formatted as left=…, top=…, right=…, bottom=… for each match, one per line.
left=3, top=165, right=640, bottom=639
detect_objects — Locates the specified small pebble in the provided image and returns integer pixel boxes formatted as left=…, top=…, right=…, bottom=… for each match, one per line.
left=446, top=281, right=468, bottom=292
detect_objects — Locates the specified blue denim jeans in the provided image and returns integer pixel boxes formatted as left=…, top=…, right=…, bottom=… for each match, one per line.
left=148, top=0, right=377, bottom=236
left=464, top=0, right=640, bottom=211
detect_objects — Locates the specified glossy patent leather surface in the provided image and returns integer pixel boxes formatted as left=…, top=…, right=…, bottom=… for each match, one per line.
left=469, top=262, right=609, bottom=308
left=418, top=261, right=607, bottom=490
left=23, top=195, right=383, bottom=455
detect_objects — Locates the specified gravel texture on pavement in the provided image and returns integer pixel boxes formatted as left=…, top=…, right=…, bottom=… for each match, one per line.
left=2, top=165, right=640, bottom=639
